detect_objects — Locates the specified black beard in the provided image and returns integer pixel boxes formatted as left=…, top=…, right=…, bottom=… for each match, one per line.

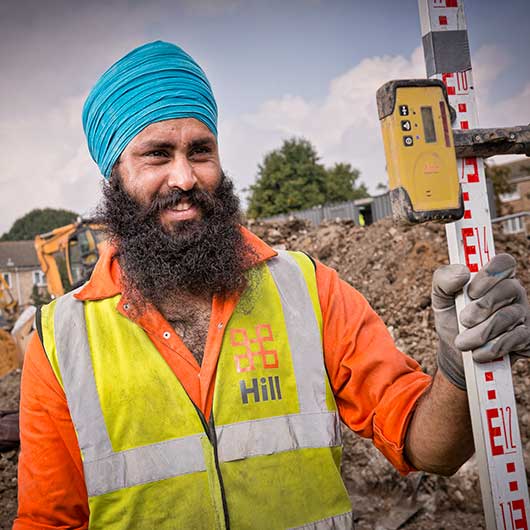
left=94, top=169, right=256, bottom=309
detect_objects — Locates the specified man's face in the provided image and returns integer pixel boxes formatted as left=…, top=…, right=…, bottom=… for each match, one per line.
left=97, top=118, right=256, bottom=305
left=117, top=117, right=222, bottom=231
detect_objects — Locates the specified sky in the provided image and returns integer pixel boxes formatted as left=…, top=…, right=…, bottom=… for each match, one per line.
left=1, top=0, right=529, bottom=235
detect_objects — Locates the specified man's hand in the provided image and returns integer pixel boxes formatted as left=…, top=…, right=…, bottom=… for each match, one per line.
left=406, top=254, right=529, bottom=474
left=432, top=253, right=530, bottom=390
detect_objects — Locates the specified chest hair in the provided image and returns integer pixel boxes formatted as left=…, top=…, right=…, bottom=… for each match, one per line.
left=158, top=294, right=212, bottom=366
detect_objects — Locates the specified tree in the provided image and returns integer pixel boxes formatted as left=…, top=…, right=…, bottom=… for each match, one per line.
left=484, top=162, right=515, bottom=215
left=375, top=182, right=389, bottom=193
left=325, top=163, right=368, bottom=203
left=246, top=138, right=367, bottom=218
left=1, top=208, right=79, bottom=241
left=246, top=138, right=327, bottom=218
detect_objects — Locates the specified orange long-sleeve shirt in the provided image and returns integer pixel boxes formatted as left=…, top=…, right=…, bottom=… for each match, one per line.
left=15, top=228, right=431, bottom=529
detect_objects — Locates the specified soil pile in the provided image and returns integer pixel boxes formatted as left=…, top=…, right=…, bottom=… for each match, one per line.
left=0, top=369, right=20, bottom=529
left=0, top=331, right=18, bottom=379
left=0, top=218, right=528, bottom=529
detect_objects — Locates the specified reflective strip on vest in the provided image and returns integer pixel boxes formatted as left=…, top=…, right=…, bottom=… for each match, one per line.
left=53, top=251, right=338, bottom=497
left=266, top=250, right=326, bottom=413
left=217, top=411, right=340, bottom=462
left=85, top=435, right=207, bottom=497
left=289, top=511, right=354, bottom=530
left=54, top=289, right=112, bottom=461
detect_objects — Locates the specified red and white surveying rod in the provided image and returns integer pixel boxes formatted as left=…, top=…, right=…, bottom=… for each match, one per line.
left=418, top=1, right=529, bottom=528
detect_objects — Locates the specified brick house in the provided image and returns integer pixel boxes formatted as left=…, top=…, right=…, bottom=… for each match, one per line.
left=0, top=241, right=46, bottom=309
left=496, top=159, right=530, bottom=235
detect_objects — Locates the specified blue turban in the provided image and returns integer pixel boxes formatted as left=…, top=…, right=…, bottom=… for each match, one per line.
left=82, top=41, right=218, bottom=179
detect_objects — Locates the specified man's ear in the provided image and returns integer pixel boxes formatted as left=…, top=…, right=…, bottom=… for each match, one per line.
left=109, top=158, right=121, bottom=188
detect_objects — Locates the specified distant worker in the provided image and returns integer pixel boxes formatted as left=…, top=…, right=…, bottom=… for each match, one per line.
left=358, top=212, right=365, bottom=227
left=15, top=42, right=530, bottom=529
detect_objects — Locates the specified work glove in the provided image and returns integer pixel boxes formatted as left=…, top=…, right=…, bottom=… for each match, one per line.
left=432, top=254, right=530, bottom=390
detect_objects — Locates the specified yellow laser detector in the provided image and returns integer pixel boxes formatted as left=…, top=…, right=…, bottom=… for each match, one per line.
left=376, top=79, right=463, bottom=224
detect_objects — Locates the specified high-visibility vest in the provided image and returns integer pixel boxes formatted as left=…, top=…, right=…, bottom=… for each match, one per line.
left=40, top=250, right=354, bottom=529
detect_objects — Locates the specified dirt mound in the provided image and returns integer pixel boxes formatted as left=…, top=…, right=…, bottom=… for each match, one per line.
left=0, top=331, right=18, bottom=379
left=0, top=369, right=20, bottom=529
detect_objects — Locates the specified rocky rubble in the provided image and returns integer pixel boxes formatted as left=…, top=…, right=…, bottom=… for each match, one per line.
left=0, top=331, right=18, bottom=379
left=0, top=369, right=20, bottom=529
left=0, top=218, right=528, bottom=529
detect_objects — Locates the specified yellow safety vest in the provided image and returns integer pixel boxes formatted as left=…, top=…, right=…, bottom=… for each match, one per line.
left=40, top=250, right=353, bottom=529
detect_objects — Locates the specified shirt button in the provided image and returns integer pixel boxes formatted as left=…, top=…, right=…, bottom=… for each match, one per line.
left=163, top=331, right=171, bottom=339
left=123, top=304, right=130, bottom=311
left=217, top=322, right=223, bottom=329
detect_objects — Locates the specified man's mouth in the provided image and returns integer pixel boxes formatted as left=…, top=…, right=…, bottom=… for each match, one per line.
left=160, top=200, right=200, bottom=222
left=170, top=200, right=192, bottom=211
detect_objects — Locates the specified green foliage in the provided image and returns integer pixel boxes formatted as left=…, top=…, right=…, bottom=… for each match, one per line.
left=246, top=138, right=327, bottom=218
left=376, top=182, right=389, bottom=193
left=1, top=208, right=79, bottom=241
left=246, top=138, right=368, bottom=218
left=325, top=163, right=368, bottom=203
left=484, top=163, right=515, bottom=215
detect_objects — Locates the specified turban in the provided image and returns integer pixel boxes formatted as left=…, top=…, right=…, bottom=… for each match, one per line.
left=82, top=41, right=218, bottom=179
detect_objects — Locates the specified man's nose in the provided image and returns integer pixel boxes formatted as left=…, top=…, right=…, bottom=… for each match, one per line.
left=166, top=156, right=197, bottom=191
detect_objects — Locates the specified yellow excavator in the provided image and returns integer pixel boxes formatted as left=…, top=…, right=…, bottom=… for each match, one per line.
left=0, top=275, right=18, bottom=327
left=0, top=275, right=23, bottom=377
left=34, top=220, right=106, bottom=298
left=0, top=221, right=105, bottom=376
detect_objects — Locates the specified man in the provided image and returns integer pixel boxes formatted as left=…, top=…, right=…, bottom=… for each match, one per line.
left=15, top=41, right=529, bottom=529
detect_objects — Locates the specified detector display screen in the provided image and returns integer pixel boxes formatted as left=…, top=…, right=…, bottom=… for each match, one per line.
left=421, top=106, right=436, bottom=143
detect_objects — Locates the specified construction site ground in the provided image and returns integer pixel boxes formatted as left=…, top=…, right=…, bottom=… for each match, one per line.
left=1, top=218, right=528, bottom=529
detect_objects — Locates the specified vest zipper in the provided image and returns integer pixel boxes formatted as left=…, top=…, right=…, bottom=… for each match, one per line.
left=194, top=405, right=231, bottom=530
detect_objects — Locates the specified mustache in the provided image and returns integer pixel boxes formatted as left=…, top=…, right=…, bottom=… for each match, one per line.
left=143, top=186, right=217, bottom=220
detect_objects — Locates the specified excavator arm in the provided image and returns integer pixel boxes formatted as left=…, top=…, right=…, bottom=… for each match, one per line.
left=34, top=223, right=77, bottom=298
left=34, top=221, right=104, bottom=298
left=0, top=275, right=18, bottom=322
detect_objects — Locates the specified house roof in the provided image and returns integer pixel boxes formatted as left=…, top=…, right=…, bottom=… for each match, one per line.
left=0, top=241, right=40, bottom=269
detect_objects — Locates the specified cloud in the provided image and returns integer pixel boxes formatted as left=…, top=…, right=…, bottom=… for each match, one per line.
left=221, top=47, right=426, bottom=196
left=0, top=91, right=103, bottom=233
left=221, top=44, right=528, bottom=202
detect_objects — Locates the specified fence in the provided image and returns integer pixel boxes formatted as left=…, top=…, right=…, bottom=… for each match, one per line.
left=259, top=193, right=392, bottom=226
left=259, top=179, right=500, bottom=229
left=491, top=211, right=530, bottom=237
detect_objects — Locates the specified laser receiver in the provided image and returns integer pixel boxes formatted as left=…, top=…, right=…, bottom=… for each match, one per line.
left=376, top=79, right=463, bottom=224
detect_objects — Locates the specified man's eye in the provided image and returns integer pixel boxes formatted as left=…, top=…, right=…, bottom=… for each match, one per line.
left=190, top=146, right=211, bottom=157
left=146, top=150, right=168, bottom=157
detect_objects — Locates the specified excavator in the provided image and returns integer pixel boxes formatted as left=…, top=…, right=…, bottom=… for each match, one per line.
left=0, top=275, right=24, bottom=378
left=34, top=220, right=106, bottom=298
left=0, top=221, right=105, bottom=377
left=0, top=275, right=18, bottom=328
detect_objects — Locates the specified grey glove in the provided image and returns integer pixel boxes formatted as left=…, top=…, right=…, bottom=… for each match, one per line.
left=432, top=254, right=530, bottom=390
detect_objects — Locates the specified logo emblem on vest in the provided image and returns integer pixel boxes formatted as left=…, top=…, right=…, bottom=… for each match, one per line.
left=230, top=324, right=282, bottom=404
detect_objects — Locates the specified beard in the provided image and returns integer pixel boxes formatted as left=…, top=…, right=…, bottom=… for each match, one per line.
left=94, top=169, right=256, bottom=309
